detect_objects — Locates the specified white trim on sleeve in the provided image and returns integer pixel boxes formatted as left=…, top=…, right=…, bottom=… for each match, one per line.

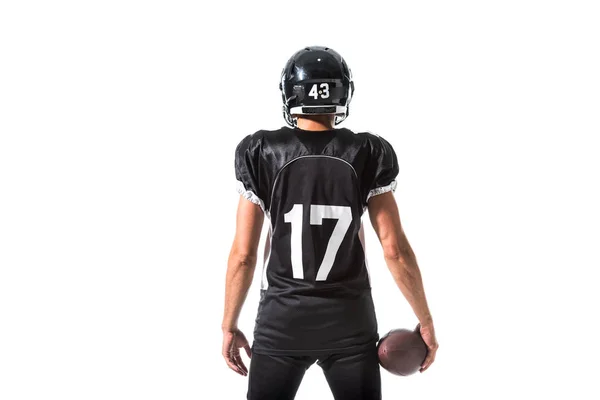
left=236, top=180, right=266, bottom=212
left=366, top=180, right=397, bottom=202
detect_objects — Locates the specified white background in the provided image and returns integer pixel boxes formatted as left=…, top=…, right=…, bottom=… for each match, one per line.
left=1, top=1, right=599, bottom=399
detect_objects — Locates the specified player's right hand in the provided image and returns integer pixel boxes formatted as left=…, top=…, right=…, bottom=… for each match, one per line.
left=222, top=329, right=252, bottom=376
left=418, top=322, right=438, bottom=373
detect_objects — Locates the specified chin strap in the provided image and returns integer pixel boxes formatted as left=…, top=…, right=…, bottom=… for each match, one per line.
left=334, top=106, right=349, bottom=125
left=282, top=105, right=296, bottom=127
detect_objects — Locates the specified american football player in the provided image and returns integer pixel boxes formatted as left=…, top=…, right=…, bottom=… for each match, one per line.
left=221, top=46, right=438, bottom=400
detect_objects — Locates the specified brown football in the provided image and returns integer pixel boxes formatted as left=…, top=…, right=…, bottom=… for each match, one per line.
left=377, top=325, right=428, bottom=376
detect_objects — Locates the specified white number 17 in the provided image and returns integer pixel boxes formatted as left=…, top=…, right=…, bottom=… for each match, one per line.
left=283, top=204, right=352, bottom=281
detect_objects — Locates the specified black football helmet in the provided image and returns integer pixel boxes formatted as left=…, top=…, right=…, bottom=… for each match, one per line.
left=280, top=46, right=354, bottom=127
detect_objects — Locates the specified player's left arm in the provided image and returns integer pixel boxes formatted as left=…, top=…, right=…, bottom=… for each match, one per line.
left=221, top=196, right=264, bottom=376
left=368, top=191, right=438, bottom=372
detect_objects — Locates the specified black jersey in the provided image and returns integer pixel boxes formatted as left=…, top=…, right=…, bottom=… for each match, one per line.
left=234, top=126, right=399, bottom=356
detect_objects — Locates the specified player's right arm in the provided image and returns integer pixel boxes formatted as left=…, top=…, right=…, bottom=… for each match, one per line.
left=221, top=132, right=266, bottom=376
left=368, top=191, right=439, bottom=372
left=221, top=196, right=263, bottom=376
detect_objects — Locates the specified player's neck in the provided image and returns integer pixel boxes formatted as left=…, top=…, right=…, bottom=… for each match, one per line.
left=296, top=116, right=335, bottom=131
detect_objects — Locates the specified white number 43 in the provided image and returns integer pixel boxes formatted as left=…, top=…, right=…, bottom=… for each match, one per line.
left=308, top=83, right=330, bottom=99
left=284, top=204, right=352, bottom=281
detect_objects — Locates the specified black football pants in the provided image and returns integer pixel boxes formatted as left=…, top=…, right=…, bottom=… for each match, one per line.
left=247, top=345, right=381, bottom=400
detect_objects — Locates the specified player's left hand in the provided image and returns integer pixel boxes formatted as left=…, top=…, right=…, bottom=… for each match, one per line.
left=222, top=329, right=252, bottom=376
left=418, top=322, right=438, bottom=373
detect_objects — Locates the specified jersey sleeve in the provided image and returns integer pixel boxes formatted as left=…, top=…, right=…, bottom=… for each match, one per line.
left=234, top=133, right=266, bottom=212
left=367, top=135, right=399, bottom=202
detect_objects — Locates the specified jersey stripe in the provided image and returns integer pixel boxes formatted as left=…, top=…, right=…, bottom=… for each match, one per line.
left=268, top=155, right=358, bottom=213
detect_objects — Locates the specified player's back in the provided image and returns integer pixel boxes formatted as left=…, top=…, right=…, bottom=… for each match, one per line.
left=235, top=126, right=398, bottom=355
